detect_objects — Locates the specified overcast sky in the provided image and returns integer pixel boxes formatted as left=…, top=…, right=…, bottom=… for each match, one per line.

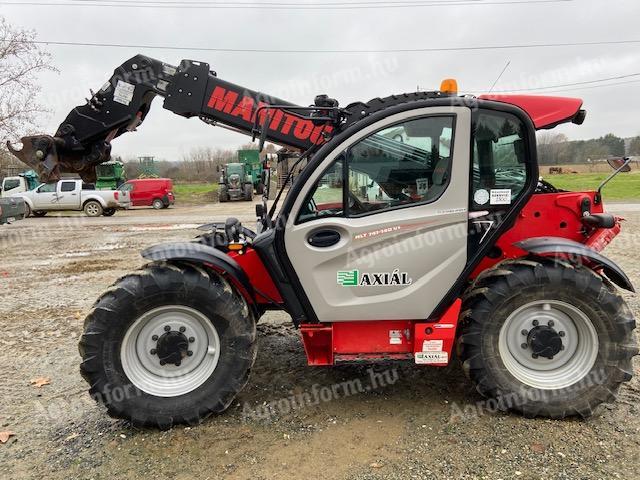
left=2, top=0, right=639, bottom=161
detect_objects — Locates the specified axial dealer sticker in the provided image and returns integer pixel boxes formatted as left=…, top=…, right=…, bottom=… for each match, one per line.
left=113, top=80, right=135, bottom=106
left=422, top=339, right=443, bottom=352
left=415, top=351, right=449, bottom=365
left=473, top=189, right=489, bottom=205
left=490, top=189, right=512, bottom=205
left=337, top=269, right=412, bottom=287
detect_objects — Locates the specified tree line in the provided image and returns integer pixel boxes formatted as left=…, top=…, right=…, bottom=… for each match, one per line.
left=538, top=132, right=639, bottom=166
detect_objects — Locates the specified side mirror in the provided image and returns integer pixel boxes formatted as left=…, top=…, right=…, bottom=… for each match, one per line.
left=607, top=156, right=631, bottom=172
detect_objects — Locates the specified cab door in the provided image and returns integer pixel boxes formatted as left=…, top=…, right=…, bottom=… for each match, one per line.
left=283, top=106, right=471, bottom=322
left=33, top=183, right=59, bottom=209
left=56, top=181, right=80, bottom=209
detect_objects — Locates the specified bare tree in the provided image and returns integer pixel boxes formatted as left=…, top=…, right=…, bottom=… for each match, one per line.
left=0, top=16, right=55, bottom=142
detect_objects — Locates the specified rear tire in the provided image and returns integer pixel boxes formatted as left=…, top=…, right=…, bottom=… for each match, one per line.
left=84, top=200, right=103, bottom=217
left=24, top=203, right=31, bottom=218
left=152, top=198, right=164, bottom=210
left=32, top=210, right=47, bottom=217
left=102, top=208, right=116, bottom=217
left=457, top=258, right=637, bottom=418
left=79, top=262, right=257, bottom=428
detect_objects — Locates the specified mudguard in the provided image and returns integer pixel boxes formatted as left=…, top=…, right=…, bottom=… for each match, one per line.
left=515, top=237, right=635, bottom=293
left=141, top=242, right=256, bottom=301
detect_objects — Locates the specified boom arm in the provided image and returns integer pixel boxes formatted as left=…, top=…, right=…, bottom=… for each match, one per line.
left=8, top=55, right=339, bottom=183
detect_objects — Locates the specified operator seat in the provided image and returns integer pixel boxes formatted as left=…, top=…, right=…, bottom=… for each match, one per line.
left=427, top=157, right=450, bottom=200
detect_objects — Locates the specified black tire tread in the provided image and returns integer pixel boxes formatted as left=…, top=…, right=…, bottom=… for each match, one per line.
left=457, top=257, right=637, bottom=419
left=79, top=261, right=257, bottom=428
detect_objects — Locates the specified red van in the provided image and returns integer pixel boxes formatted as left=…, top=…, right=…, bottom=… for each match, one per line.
left=119, top=178, right=175, bottom=209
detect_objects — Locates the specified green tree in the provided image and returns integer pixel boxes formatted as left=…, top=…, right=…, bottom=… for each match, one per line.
left=599, top=133, right=625, bottom=156
left=628, top=136, right=640, bottom=156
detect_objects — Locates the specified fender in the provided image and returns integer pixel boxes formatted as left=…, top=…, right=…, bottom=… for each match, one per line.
left=141, top=242, right=256, bottom=303
left=515, top=236, right=635, bottom=293
left=83, top=194, right=108, bottom=208
left=13, top=195, right=34, bottom=211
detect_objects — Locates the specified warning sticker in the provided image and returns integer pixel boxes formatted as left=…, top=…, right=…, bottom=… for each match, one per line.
left=389, top=330, right=403, bottom=345
left=490, top=189, right=511, bottom=205
left=416, top=178, right=429, bottom=197
left=415, top=351, right=448, bottom=365
left=422, top=339, right=443, bottom=352
left=113, top=80, right=135, bottom=106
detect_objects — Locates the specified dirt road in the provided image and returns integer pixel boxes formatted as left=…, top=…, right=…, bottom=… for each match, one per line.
left=1, top=203, right=639, bottom=479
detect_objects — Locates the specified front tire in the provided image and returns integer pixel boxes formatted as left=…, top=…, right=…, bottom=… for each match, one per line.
left=32, top=210, right=47, bottom=217
left=458, top=258, right=637, bottom=418
left=102, top=208, right=116, bottom=217
left=79, top=262, right=257, bottom=428
left=152, top=198, right=164, bottom=210
left=243, top=183, right=253, bottom=201
left=218, top=185, right=229, bottom=203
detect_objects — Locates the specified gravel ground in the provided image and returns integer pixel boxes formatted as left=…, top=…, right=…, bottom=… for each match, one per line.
left=0, top=202, right=639, bottom=480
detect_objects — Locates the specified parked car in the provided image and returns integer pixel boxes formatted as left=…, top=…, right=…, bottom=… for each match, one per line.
left=11, top=179, right=131, bottom=217
left=0, top=170, right=39, bottom=198
left=118, top=178, right=175, bottom=209
left=0, top=197, right=27, bottom=224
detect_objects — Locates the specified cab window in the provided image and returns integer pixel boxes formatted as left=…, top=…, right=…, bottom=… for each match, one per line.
left=60, top=181, right=76, bottom=192
left=298, top=115, right=455, bottom=223
left=471, top=110, right=528, bottom=209
left=38, top=183, right=57, bottom=193
left=3, top=179, right=20, bottom=191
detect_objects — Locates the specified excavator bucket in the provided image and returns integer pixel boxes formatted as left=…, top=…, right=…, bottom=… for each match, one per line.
left=7, top=134, right=109, bottom=184
left=7, top=135, right=62, bottom=183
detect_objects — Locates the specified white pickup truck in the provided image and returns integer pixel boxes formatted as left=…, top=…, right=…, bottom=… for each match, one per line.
left=11, top=179, right=131, bottom=217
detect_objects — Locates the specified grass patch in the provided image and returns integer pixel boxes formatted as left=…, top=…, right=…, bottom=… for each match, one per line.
left=174, top=183, right=218, bottom=204
left=543, top=172, right=640, bottom=201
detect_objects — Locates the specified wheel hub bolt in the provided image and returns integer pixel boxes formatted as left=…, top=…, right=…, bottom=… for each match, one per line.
left=179, top=326, right=186, bottom=333
left=175, top=361, right=181, bottom=367
left=548, top=320, right=555, bottom=327
left=187, top=350, right=193, bottom=356
left=160, top=360, right=166, bottom=365
left=532, top=320, right=539, bottom=326
left=521, top=343, right=528, bottom=349
left=532, top=353, right=539, bottom=359
left=164, top=325, right=171, bottom=332
left=558, top=331, right=565, bottom=337
left=521, top=329, right=528, bottom=336
left=188, top=337, right=195, bottom=343
left=560, top=345, right=565, bottom=350
left=152, top=335, right=158, bottom=341
left=150, top=348, right=157, bottom=355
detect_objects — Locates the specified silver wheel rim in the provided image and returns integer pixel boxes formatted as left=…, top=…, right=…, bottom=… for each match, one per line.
left=498, top=300, right=598, bottom=390
left=86, top=203, right=100, bottom=216
left=153, top=200, right=163, bottom=209
left=121, top=305, right=221, bottom=397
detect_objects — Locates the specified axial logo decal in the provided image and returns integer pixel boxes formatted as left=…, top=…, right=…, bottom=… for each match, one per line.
left=337, top=269, right=412, bottom=287
left=337, top=270, right=359, bottom=286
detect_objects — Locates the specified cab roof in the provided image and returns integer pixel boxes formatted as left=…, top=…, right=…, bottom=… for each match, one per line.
left=478, top=94, right=585, bottom=130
